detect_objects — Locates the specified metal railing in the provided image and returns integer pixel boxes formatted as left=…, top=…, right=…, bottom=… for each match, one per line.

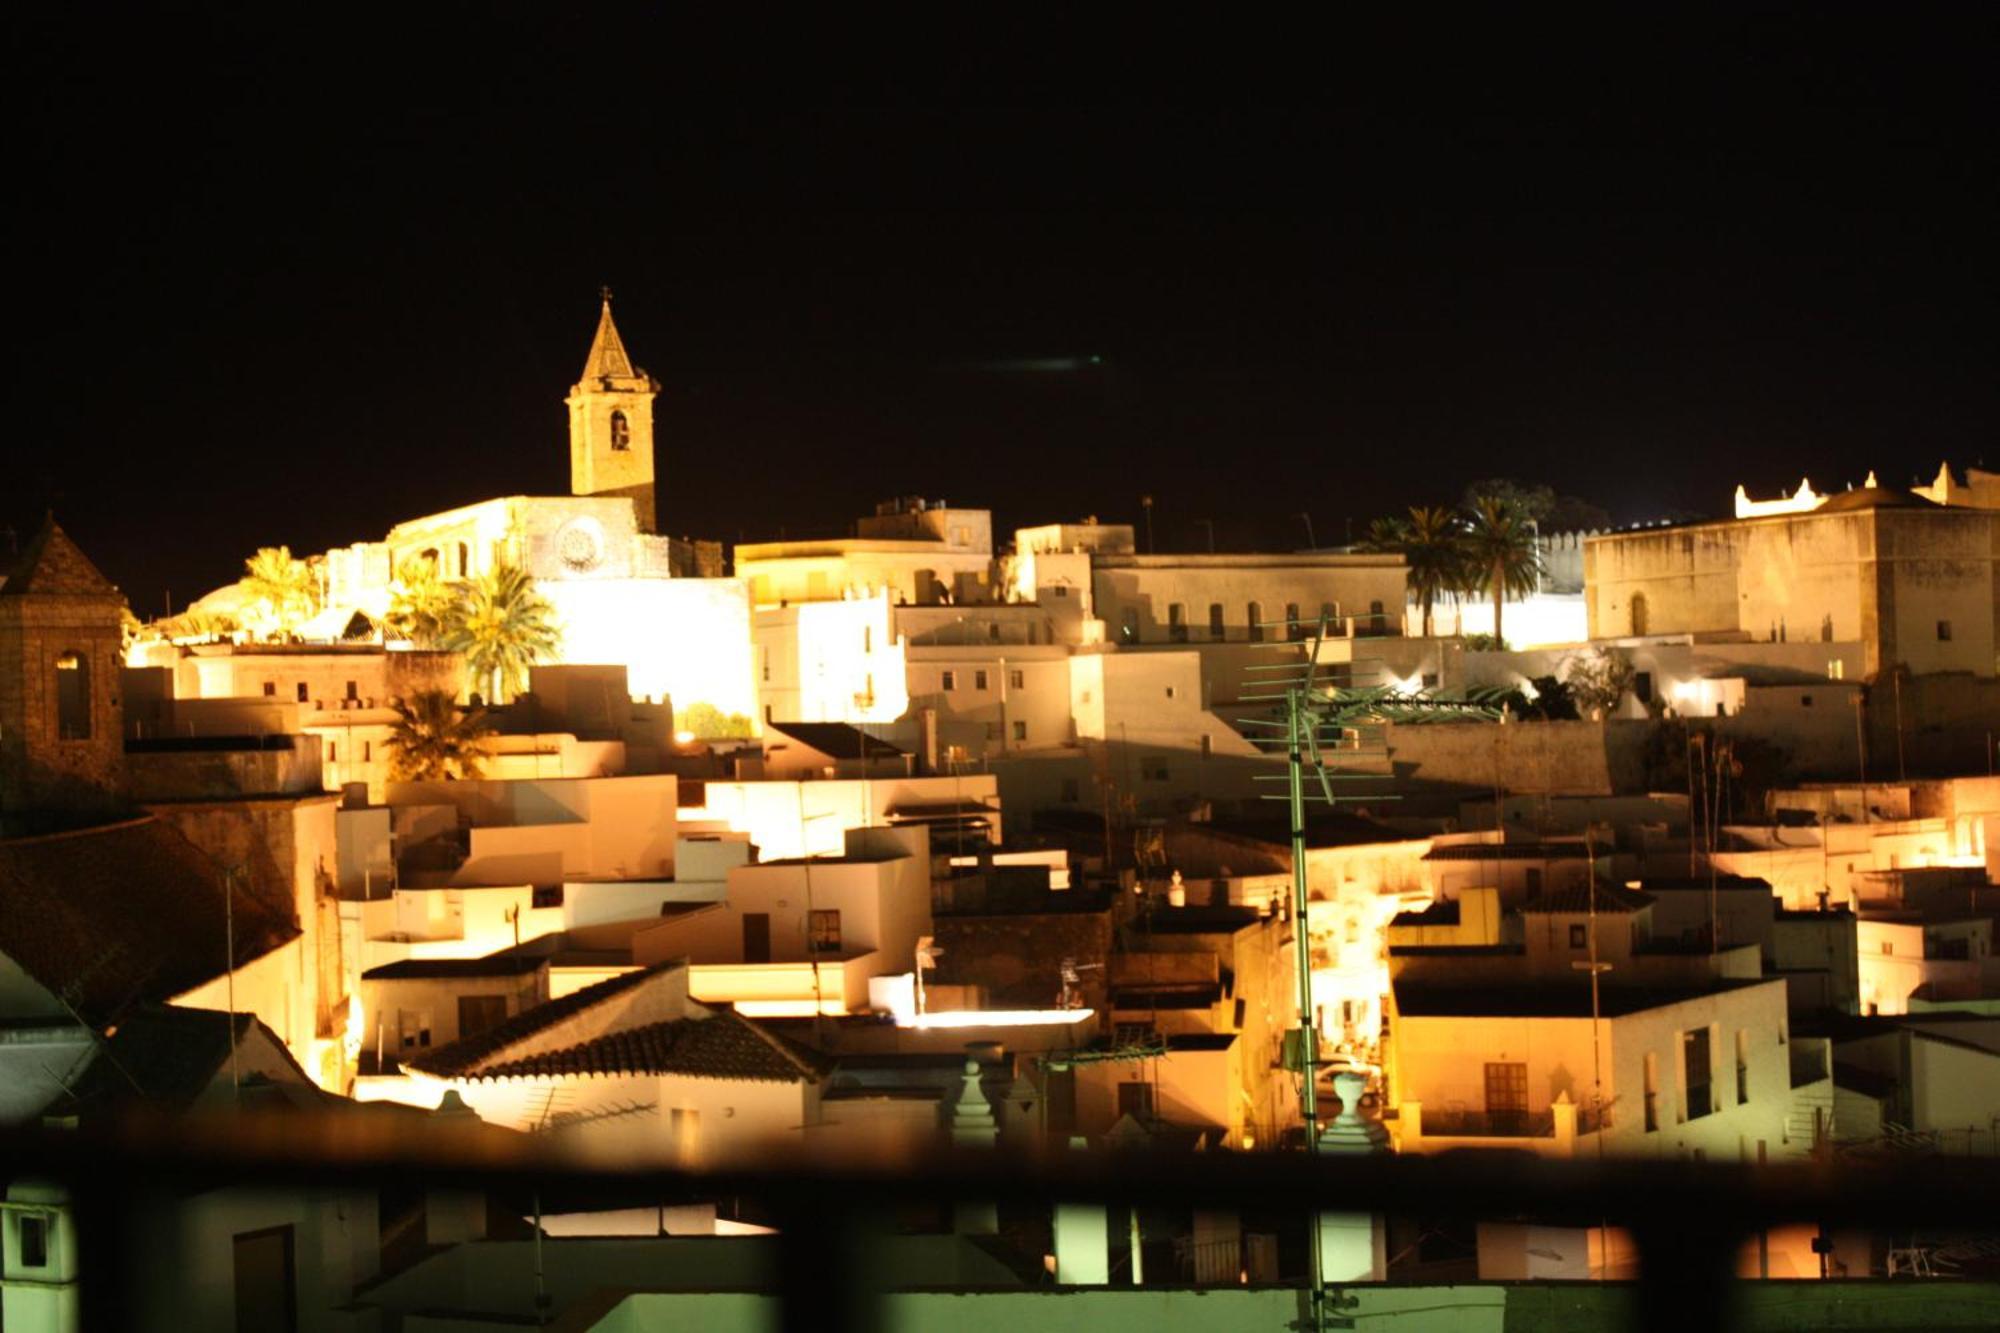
left=3, top=1119, right=1998, bottom=1333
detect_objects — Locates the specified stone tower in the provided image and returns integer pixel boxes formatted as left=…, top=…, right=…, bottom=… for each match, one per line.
left=0, top=518, right=130, bottom=833
left=566, top=291, right=661, bottom=533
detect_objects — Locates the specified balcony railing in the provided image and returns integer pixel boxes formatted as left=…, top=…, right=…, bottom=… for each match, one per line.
left=1421, top=1108, right=1552, bottom=1138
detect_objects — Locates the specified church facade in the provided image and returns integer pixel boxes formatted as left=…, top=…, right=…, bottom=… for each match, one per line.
left=309, top=296, right=753, bottom=721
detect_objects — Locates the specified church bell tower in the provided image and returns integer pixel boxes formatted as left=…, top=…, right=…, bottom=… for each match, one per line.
left=566, top=289, right=660, bottom=532
left=0, top=517, right=130, bottom=833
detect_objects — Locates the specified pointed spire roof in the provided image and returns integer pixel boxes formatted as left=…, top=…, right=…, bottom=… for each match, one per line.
left=0, top=516, right=119, bottom=598
left=579, top=288, right=637, bottom=381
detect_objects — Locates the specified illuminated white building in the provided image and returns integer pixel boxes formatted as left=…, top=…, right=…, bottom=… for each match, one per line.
left=185, top=296, right=759, bottom=726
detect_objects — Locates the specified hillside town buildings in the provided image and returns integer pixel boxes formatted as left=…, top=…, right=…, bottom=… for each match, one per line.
left=3, top=299, right=1998, bottom=1331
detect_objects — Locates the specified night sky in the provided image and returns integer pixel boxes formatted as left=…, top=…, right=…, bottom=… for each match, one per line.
left=8, top=12, right=1997, bottom=617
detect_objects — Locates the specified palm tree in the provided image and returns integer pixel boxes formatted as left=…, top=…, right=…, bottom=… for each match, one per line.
left=385, top=690, right=492, bottom=781
left=384, top=554, right=456, bottom=648
left=241, top=546, right=320, bottom=640
left=440, top=558, right=560, bottom=703
left=1462, top=495, right=1544, bottom=649
left=1362, top=506, right=1466, bottom=638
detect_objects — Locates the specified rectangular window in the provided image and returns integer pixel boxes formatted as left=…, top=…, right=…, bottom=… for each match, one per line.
left=1168, top=603, right=1188, bottom=642
left=808, top=909, right=842, bottom=953
left=1569, top=923, right=1587, bottom=948
left=363, top=741, right=372, bottom=762
left=1059, top=777, right=1081, bottom=803
left=1143, top=758, right=1170, bottom=782
left=1012, top=721, right=1027, bottom=742
left=1938, top=619, right=1953, bottom=641
left=1644, top=1052, right=1660, bottom=1132
left=742, top=912, right=772, bottom=963
left=1484, top=1062, right=1529, bottom=1132
left=988, top=622, right=1002, bottom=642
left=233, top=1225, right=298, bottom=1333
left=327, top=743, right=337, bottom=763
left=398, top=1010, right=432, bottom=1049
left=974, top=669, right=989, bottom=691
left=1634, top=671, right=1654, bottom=704
left=1209, top=603, right=1226, bottom=639
left=1684, top=1027, right=1714, bottom=1121
left=942, top=670, right=958, bottom=691
left=457, top=994, right=508, bottom=1039
left=1247, top=602, right=1264, bottom=643
left=1286, top=603, right=1304, bottom=640
left=345, top=680, right=359, bottom=701
left=296, top=682, right=310, bottom=702
left=1736, top=1029, right=1750, bottom=1104
left=1801, top=693, right=1814, bottom=707
left=1117, top=1081, right=1155, bottom=1120
left=531, top=885, right=565, bottom=909
left=263, top=681, right=277, bottom=697
left=984, top=722, right=1000, bottom=740
left=19, top=1212, right=49, bottom=1268
left=670, top=1106, right=701, bottom=1164
left=1009, top=669, right=1024, bottom=690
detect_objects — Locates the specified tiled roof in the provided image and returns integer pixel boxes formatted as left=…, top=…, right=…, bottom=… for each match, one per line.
left=363, top=956, right=546, bottom=980
left=55, top=1005, right=322, bottom=1120
left=1519, top=882, right=1655, bottom=914
left=0, top=817, right=298, bottom=1025
left=467, top=1007, right=826, bottom=1084
left=404, top=964, right=664, bottom=1078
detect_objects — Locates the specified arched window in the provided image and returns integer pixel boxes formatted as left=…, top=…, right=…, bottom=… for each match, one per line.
left=1630, top=592, right=1649, bottom=638
left=55, top=650, right=90, bottom=740
left=609, top=410, right=631, bottom=451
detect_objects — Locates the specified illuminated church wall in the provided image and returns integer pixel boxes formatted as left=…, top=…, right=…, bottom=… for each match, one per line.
left=538, top=576, right=756, bottom=721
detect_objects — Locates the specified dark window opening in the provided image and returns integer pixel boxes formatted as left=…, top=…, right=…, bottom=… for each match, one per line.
left=457, top=994, right=507, bottom=1039
left=20, top=1212, right=49, bottom=1267
left=808, top=909, right=842, bottom=953
left=609, top=409, right=631, bottom=451
left=233, top=1224, right=298, bottom=1333
left=55, top=650, right=91, bottom=740
left=1634, top=671, right=1654, bottom=704
left=1684, top=1028, right=1714, bottom=1121
left=296, top=682, right=310, bottom=702
left=1938, top=619, right=1953, bottom=641
left=742, top=913, right=772, bottom=963
left=1209, top=603, right=1225, bottom=640
left=531, top=885, right=565, bottom=909
left=1117, top=1081, right=1155, bottom=1120
left=1569, top=923, right=1587, bottom=949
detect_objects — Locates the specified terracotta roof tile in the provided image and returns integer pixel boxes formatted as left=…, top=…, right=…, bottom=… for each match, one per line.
left=469, top=1008, right=825, bottom=1084
left=403, top=964, right=661, bottom=1078
left=0, top=817, right=298, bottom=1025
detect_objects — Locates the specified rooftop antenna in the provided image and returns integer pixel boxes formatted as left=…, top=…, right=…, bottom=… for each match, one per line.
left=1236, top=611, right=1503, bottom=1331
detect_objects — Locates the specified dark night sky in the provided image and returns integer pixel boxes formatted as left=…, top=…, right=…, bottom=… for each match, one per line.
left=7, top=12, right=1997, bottom=616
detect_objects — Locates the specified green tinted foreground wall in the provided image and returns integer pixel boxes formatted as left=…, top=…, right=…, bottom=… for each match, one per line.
left=585, top=1281, right=2000, bottom=1333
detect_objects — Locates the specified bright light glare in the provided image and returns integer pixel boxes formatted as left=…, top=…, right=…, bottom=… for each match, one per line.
left=675, top=729, right=697, bottom=745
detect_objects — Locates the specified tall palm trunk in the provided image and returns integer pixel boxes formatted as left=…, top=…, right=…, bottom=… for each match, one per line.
left=1491, top=557, right=1505, bottom=646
